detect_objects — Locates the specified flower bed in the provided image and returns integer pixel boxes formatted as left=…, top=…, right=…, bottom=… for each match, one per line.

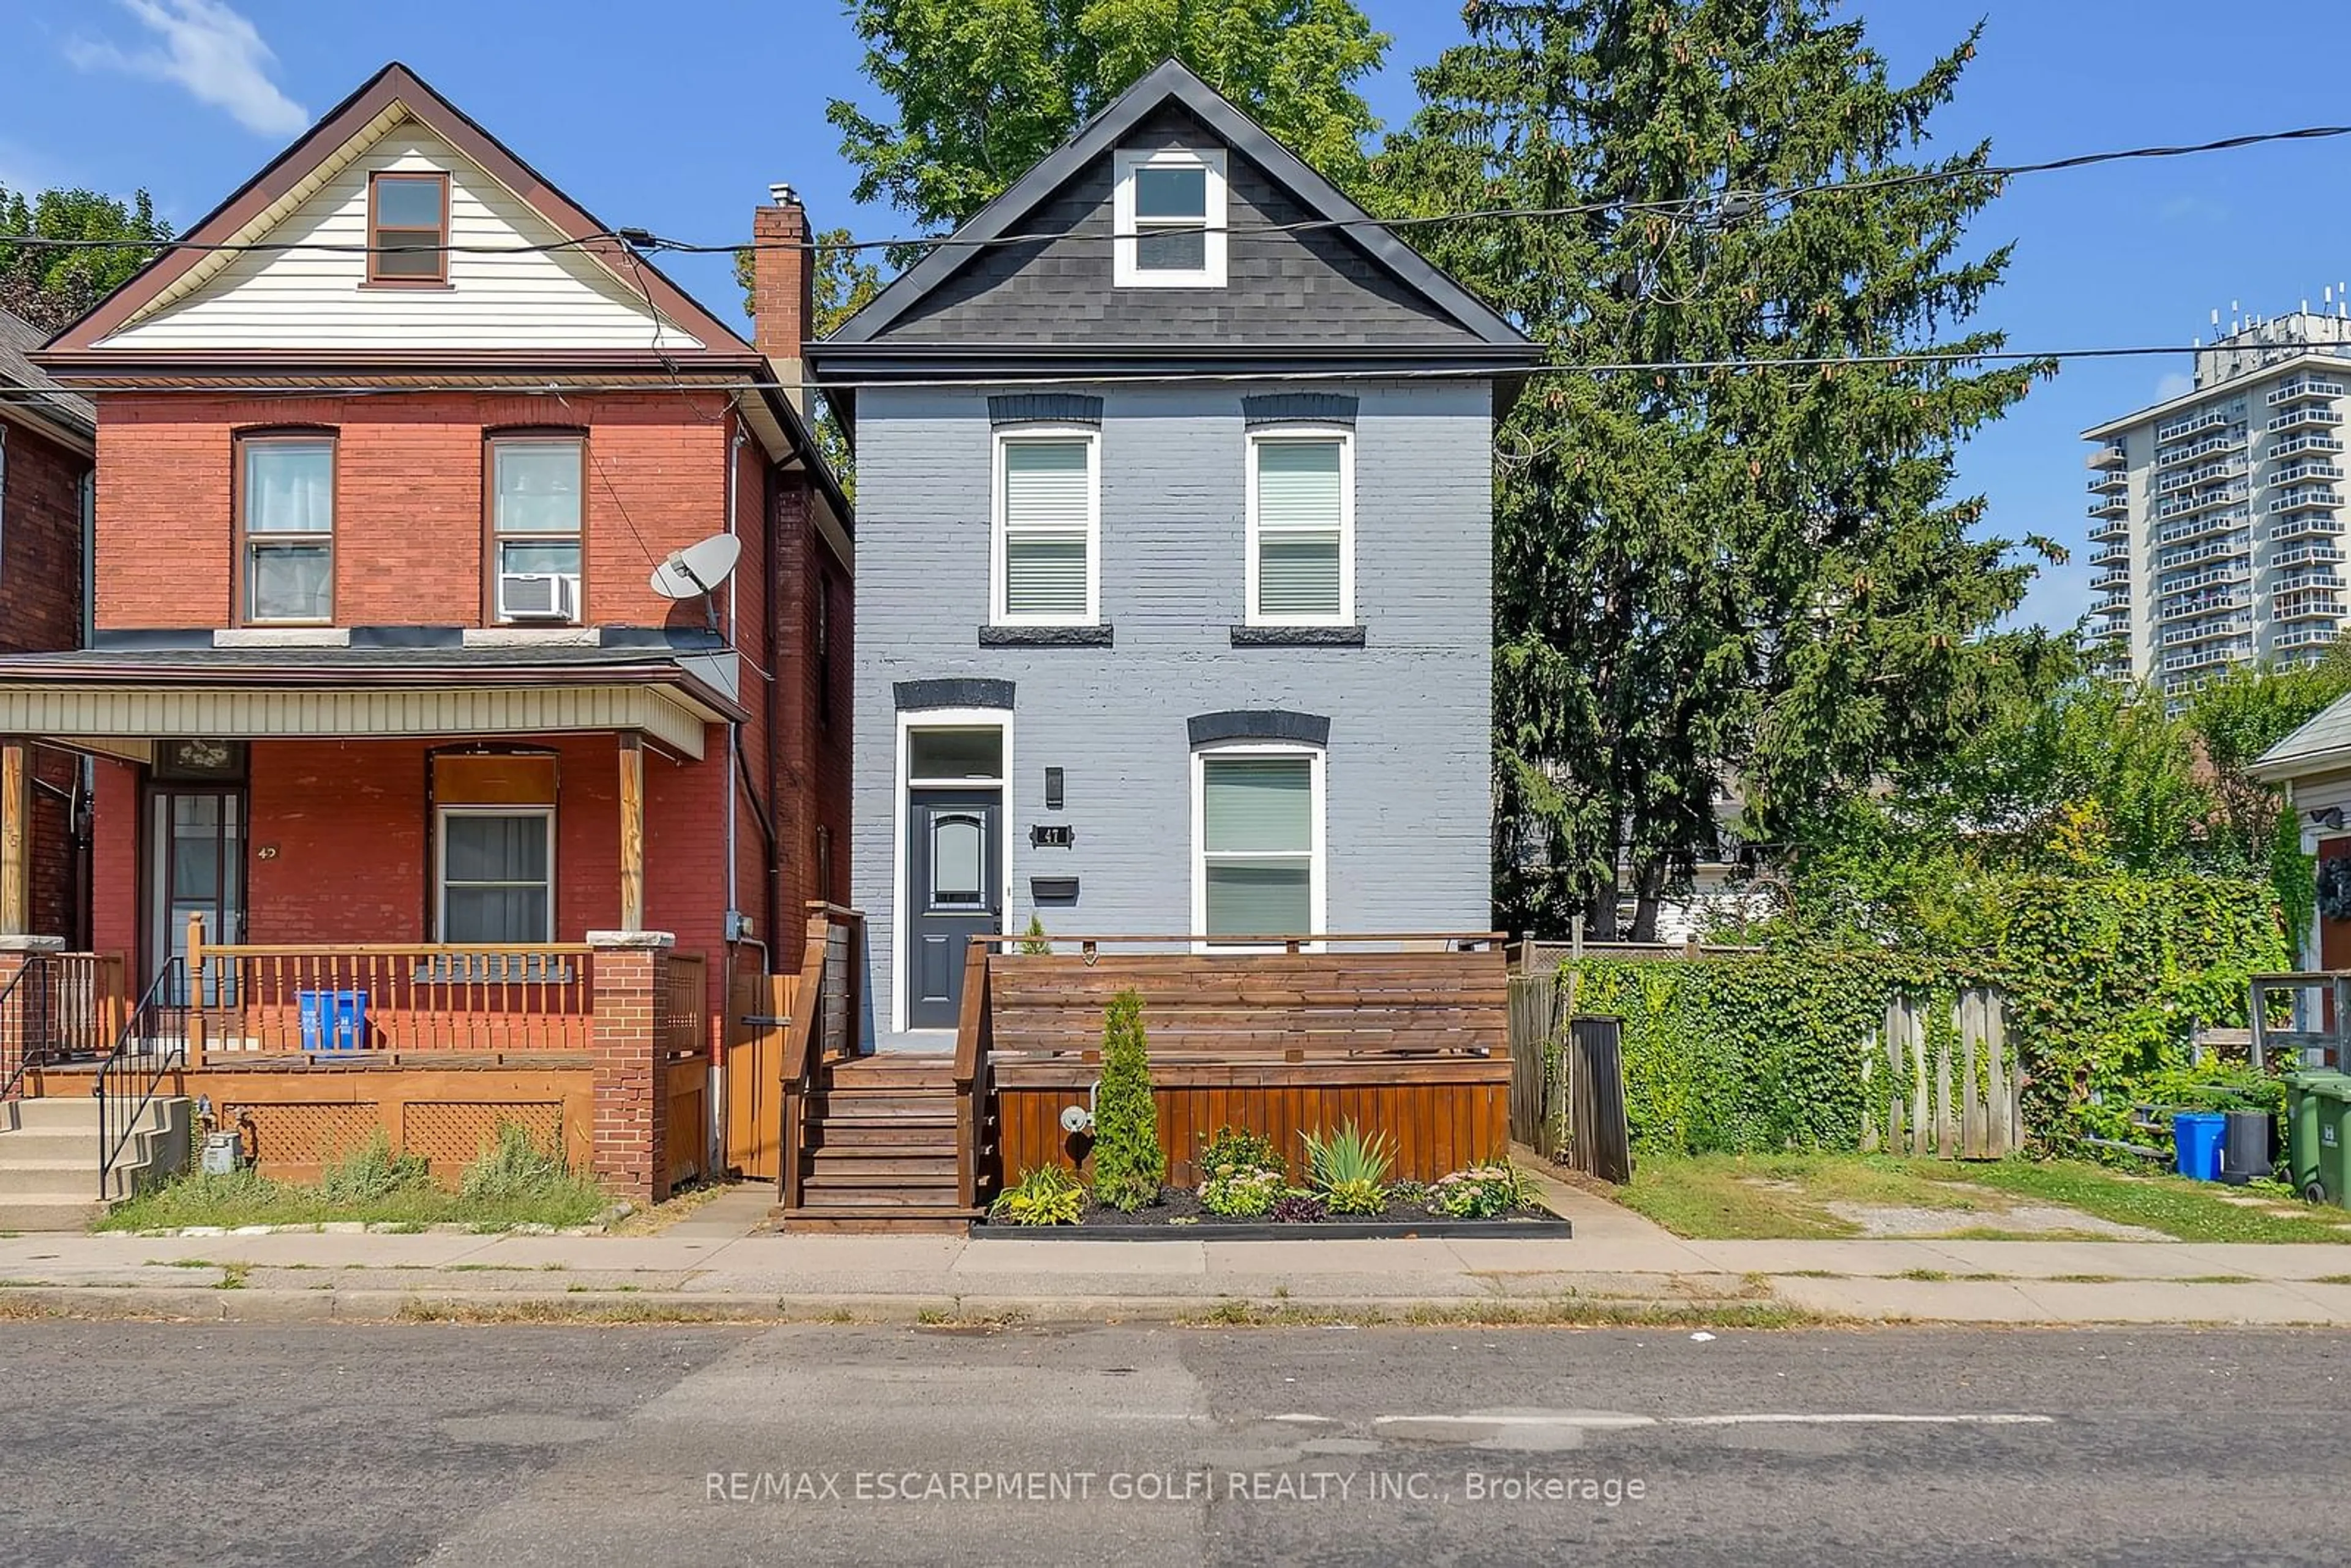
left=974, top=1129, right=1573, bottom=1240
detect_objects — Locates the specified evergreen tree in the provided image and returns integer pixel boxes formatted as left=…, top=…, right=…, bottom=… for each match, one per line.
left=1088, top=988, right=1164, bottom=1210
left=1373, top=0, right=2061, bottom=937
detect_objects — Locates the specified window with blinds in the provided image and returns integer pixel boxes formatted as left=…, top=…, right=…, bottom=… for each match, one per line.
left=1249, top=435, right=1349, bottom=623
left=1198, top=752, right=1319, bottom=942
left=997, top=433, right=1096, bottom=622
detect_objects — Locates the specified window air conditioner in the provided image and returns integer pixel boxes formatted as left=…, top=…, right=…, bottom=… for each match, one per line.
left=498, top=572, right=579, bottom=621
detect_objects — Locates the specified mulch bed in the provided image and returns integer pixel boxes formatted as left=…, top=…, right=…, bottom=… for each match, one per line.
left=971, top=1185, right=1571, bottom=1241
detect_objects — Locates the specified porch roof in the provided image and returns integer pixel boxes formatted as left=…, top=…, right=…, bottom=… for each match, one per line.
left=0, top=643, right=739, bottom=760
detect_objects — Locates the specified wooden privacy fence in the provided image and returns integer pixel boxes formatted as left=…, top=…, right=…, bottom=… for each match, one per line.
left=1505, top=969, right=1631, bottom=1181
left=977, top=934, right=1512, bottom=1190
left=1861, top=989, right=2021, bottom=1160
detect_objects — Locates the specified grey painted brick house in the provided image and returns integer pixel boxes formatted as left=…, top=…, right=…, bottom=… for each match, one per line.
left=809, top=61, right=1539, bottom=1048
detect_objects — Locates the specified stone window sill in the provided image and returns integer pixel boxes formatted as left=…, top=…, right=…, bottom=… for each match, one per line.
left=1229, top=625, right=1367, bottom=647
left=979, top=625, right=1114, bottom=647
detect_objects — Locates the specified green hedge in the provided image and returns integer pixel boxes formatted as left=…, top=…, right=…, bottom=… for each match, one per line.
left=1567, top=874, right=2286, bottom=1157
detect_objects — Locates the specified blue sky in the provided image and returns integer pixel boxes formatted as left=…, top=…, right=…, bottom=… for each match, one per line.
left=3, top=1, right=2342, bottom=634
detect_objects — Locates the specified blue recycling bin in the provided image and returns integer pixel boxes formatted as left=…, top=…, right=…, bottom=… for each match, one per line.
left=298, top=989, right=369, bottom=1051
left=2173, top=1110, right=2226, bottom=1182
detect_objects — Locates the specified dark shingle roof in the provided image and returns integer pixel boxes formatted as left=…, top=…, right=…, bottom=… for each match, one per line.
left=0, top=308, right=95, bottom=433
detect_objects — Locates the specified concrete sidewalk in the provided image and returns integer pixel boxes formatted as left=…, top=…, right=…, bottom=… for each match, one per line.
left=4, top=1181, right=2350, bottom=1326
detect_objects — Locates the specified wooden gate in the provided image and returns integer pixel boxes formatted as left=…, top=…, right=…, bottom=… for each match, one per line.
left=724, top=968, right=798, bottom=1179
left=1861, top=988, right=2020, bottom=1160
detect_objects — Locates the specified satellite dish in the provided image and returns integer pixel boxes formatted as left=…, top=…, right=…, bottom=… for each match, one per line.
left=650, top=533, right=742, bottom=600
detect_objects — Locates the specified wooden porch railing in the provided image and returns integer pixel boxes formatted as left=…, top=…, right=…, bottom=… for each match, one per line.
left=48, top=952, right=127, bottom=1055
left=185, top=915, right=596, bottom=1059
left=778, top=902, right=863, bottom=1209
left=954, top=940, right=994, bottom=1210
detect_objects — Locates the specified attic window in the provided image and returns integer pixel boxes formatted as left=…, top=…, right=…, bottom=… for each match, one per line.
left=1113, top=148, right=1226, bottom=288
left=368, top=171, right=449, bottom=284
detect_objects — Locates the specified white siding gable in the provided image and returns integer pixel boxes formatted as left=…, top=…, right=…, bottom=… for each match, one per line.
left=99, top=122, right=703, bottom=353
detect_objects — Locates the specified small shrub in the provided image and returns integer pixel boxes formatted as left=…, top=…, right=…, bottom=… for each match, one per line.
left=1199, top=1125, right=1283, bottom=1178
left=1089, top=989, right=1164, bottom=1211
left=1019, top=913, right=1051, bottom=956
left=459, top=1123, right=572, bottom=1204
left=1268, top=1190, right=1328, bottom=1224
left=990, top=1165, right=1084, bottom=1226
left=1427, top=1163, right=1540, bottom=1219
left=1322, top=1178, right=1388, bottom=1215
left=1387, top=1179, right=1430, bottom=1207
left=318, top=1131, right=430, bottom=1205
left=1300, top=1120, right=1393, bottom=1192
left=1199, top=1166, right=1284, bottom=1217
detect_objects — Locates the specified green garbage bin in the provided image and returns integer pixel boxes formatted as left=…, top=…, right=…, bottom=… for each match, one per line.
left=2285, top=1071, right=2351, bottom=1208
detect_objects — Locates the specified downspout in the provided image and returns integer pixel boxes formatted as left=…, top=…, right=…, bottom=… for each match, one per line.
left=724, top=415, right=746, bottom=936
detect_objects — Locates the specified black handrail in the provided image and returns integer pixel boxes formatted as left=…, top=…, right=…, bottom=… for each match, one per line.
left=0, top=953, right=53, bottom=1105
left=95, top=960, right=188, bottom=1200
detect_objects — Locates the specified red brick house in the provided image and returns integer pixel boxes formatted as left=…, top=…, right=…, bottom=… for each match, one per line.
left=0, top=64, right=850, bottom=1204
left=0, top=309, right=94, bottom=950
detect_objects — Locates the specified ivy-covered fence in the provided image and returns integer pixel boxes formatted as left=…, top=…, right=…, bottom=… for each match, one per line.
left=1562, top=874, right=2286, bottom=1158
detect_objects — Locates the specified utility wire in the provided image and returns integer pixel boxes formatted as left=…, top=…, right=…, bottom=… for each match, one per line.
left=6, top=119, right=2350, bottom=261
left=0, top=338, right=2335, bottom=402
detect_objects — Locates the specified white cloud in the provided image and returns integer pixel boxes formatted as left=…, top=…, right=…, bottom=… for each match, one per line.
left=2155, top=372, right=2195, bottom=402
left=67, top=0, right=309, bottom=137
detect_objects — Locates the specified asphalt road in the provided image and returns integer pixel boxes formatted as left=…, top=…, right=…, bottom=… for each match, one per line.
left=4, top=1322, right=2345, bottom=1566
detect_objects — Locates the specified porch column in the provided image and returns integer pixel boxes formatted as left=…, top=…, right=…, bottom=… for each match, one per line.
left=588, top=928, right=672, bottom=1206
left=618, top=733, right=645, bottom=934
left=0, top=742, right=29, bottom=938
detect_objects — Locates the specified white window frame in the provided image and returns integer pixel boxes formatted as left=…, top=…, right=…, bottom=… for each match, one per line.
left=1112, top=147, right=1228, bottom=288
left=1245, top=424, right=1356, bottom=626
left=1190, top=741, right=1327, bottom=953
left=434, top=806, right=557, bottom=944
left=991, top=426, right=1100, bottom=627
left=892, top=708, right=1013, bottom=1035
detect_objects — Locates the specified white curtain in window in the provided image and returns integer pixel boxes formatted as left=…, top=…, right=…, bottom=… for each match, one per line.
left=1255, top=440, right=1342, bottom=617
left=246, top=443, right=333, bottom=533
left=1002, top=439, right=1090, bottom=617
left=495, top=443, right=583, bottom=534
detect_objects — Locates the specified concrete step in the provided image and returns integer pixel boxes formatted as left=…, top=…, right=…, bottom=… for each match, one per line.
left=0, top=1197, right=108, bottom=1231
left=0, top=1098, right=108, bottom=1131
left=0, top=1129, right=103, bottom=1161
left=779, top=1209, right=977, bottom=1235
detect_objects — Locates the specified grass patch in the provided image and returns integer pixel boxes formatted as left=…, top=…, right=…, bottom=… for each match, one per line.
left=1895, top=1269, right=1952, bottom=1282
left=96, top=1126, right=607, bottom=1234
left=215, top=1263, right=249, bottom=1291
left=1617, top=1152, right=2351, bottom=1245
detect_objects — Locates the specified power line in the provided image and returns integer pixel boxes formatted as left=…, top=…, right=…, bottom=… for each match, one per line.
left=0, top=337, right=2327, bottom=402
left=6, top=118, right=2350, bottom=263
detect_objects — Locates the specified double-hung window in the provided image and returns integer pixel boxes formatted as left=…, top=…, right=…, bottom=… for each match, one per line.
left=239, top=434, right=335, bottom=624
left=367, top=171, right=449, bottom=284
left=1247, top=430, right=1352, bottom=623
left=438, top=809, right=554, bottom=943
left=1113, top=148, right=1227, bottom=287
left=1194, top=748, right=1324, bottom=947
left=490, top=436, right=585, bottom=621
left=993, top=429, right=1098, bottom=624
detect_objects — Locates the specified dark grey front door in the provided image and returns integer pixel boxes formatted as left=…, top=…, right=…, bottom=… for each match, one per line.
left=906, top=788, right=999, bottom=1030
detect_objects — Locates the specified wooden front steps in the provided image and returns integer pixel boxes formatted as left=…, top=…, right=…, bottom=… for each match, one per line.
left=781, top=1054, right=982, bottom=1234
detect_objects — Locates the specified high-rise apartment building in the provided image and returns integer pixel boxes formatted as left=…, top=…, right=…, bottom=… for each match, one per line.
left=2083, top=305, right=2351, bottom=694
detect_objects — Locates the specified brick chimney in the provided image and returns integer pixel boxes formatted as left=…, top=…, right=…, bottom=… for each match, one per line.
left=751, top=183, right=814, bottom=413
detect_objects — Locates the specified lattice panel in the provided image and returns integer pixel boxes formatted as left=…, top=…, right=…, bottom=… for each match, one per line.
left=247, top=1103, right=378, bottom=1170
left=403, top=1101, right=563, bottom=1176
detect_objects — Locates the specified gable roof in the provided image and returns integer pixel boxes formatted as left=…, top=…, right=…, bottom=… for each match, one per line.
left=39, top=62, right=757, bottom=371
left=2254, top=689, right=2351, bottom=782
left=814, top=58, right=1535, bottom=377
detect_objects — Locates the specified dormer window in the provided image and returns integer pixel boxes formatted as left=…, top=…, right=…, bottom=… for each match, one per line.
left=1113, top=148, right=1226, bottom=288
left=367, top=171, right=449, bottom=284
